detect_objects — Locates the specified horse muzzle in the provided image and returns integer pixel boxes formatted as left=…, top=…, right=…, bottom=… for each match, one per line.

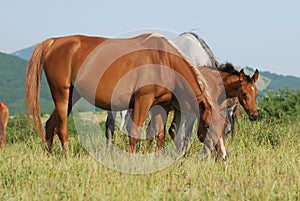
left=249, top=113, right=258, bottom=121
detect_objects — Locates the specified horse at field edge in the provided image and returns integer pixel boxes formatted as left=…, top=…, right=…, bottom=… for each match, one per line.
left=167, top=64, right=259, bottom=158
left=104, top=32, right=259, bottom=159
left=26, top=33, right=225, bottom=156
left=0, top=101, right=9, bottom=148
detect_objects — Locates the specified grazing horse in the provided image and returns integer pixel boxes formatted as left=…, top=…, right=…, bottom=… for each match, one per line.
left=199, top=64, right=258, bottom=157
left=105, top=32, right=223, bottom=150
left=0, top=102, right=9, bottom=148
left=169, top=33, right=259, bottom=157
left=146, top=33, right=259, bottom=159
left=163, top=64, right=259, bottom=159
left=173, top=32, right=219, bottom=68
left=26, top=33, right=225, bottom=154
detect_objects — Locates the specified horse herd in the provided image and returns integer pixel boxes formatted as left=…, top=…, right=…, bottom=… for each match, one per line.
left=1, top=32, right=259, bottom=161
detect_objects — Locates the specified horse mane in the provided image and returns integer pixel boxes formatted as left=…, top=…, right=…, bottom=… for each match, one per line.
left=142, top=33, right=164, bottom=43
left=219, top=63, right=252, bottom=82
left=180, top=32, right=220, bottom=68
left=166, top=37, right=214, bottom=106
left=219, top=63, right=239, bottom=75
left=141, top=33, right=214, bottom=106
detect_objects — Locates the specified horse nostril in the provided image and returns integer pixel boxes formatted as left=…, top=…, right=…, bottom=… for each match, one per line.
left=204, top=124, right=209, bottom=129
left=250, top=113, right=257, bottom=121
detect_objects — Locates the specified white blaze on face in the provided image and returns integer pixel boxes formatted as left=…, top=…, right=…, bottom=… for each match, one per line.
left=251, top=86, right=255, bottom=92
left=219, top=138, right=227, bottom=160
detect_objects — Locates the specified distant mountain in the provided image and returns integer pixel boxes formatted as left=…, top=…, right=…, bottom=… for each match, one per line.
left=244, top=67, right=300, bottom=91
left=11, top=45, right=35, bottom=60
left=0, top=52, right=53, bottom=115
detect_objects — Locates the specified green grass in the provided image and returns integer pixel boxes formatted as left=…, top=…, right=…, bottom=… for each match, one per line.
left=0, top=114, right=299, bottom=200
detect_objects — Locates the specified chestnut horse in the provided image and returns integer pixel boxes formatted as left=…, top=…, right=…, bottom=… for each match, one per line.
left=105, top=32, right=225, bottom=154
left=0, top=101, right=9, bottom=148
left=167, top=64, right=259, bottom=158
left=26, top=33, right=224, bottom=154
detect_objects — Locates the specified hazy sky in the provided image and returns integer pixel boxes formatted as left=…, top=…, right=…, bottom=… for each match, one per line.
left=1, top=0, right=299, bottom=77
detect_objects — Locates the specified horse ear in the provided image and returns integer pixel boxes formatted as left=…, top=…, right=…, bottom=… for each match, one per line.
left=252, top=69, right=259, bottom=82
left=239, top=69, right=245, bottom=82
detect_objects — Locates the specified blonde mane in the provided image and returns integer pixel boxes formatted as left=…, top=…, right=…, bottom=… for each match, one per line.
left=141, top=33, right=213, bottom=107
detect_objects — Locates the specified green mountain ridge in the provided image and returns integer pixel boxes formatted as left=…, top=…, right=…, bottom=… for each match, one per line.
left=244, top=67, right=300, bottom=90
left=0, top=52, right=299, bottom=115
left=0, top=52, right=53, bottom=115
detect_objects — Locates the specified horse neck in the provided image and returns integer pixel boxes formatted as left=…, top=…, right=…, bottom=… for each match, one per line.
left=220, top=72, right=240, bottom=98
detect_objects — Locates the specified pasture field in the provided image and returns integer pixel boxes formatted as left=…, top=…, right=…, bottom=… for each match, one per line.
left=0, top=112, right=299, bottom=200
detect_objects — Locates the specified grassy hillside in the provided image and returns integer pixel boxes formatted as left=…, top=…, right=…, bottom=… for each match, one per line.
left=0, top=52, right=53, bottom=115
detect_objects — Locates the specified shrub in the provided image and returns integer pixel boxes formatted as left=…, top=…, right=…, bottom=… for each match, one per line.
left=258, top=88, right=300, bottom=122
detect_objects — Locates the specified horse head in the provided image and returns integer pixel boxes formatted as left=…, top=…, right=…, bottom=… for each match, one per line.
left=237, top=69, right=259, bottom=121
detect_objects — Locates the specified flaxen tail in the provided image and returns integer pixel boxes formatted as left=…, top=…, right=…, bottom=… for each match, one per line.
left=26, top=39, right=54, bottom=144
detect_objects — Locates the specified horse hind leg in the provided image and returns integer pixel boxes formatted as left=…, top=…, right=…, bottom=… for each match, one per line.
left=45, top=111, right=59, bottom=152
left=47, top=85, right=71, bottom=153
left=56, top=103, right=69, bottom=153
left=46, top=106, right=69, bottom=153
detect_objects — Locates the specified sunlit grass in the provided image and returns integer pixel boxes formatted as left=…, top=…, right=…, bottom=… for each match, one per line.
left=0, top=114, right=299, bottom=200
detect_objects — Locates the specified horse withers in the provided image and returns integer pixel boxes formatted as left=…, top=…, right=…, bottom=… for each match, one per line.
left=0, top=102, right=9, bottom=148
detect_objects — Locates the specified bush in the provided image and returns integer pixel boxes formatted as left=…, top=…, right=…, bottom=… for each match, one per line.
left=258, top=88, right=300, bottom=122
left=6, top=114, right=37, bottom=144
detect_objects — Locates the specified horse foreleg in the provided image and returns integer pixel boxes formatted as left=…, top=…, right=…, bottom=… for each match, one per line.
left=172, top=110, right=189, bottom=154
left=168, top=109, right=181, bottom=141
left=128, top=96, right=153, bottom=153
left=153, top=107, right=167, bottom=151
left=120, top=110, right=127, bottom=130
left=182, top=114, right=196, bottom=153
left=214, top=133, right=227, bottom=161
left=105, top=111, right=116, bottom=148
left=145, top=119, right=155, bottom=152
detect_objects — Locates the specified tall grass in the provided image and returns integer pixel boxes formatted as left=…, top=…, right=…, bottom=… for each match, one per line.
left=0, top=113, right=299, bottom=200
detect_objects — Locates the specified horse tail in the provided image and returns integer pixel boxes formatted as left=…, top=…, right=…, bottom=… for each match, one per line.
left=26, top=38, right=54, bottom=144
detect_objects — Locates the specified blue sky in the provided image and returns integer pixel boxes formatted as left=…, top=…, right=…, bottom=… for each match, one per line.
left=1, top=0, right=299, bottom=77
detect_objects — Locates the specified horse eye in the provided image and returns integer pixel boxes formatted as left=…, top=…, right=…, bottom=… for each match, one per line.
left=242, top=93, right=247, bottom=98
left=204, top=124, right=209, bottom=129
